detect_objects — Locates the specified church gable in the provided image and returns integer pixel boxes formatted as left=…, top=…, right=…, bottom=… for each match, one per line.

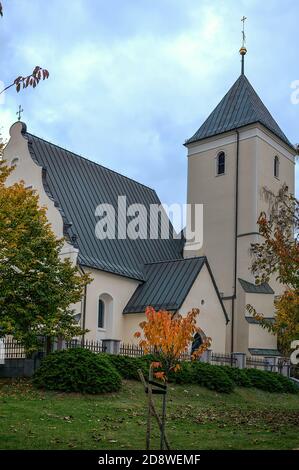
left=7, top=123, right=184, bottom=281
left=124, top=257, right=207, bottom=314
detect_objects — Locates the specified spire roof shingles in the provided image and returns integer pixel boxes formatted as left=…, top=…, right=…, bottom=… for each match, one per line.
left=186, top=74, right=293, bottom=150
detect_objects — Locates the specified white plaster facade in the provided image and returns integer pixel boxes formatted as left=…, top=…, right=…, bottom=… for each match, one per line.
left=3, top=69, right=295, bottom=358
left=184, top=123, right=296, bottom=354
left=3, top=122, right=227, bottom=352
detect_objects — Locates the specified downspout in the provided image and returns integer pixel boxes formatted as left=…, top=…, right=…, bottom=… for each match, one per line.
left=231, top=129, right=240, bottom=353
left=79, top=266, right=87, bottom=344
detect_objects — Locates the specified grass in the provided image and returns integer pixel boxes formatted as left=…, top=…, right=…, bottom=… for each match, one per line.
left=0, top=378, right=299, bottom=450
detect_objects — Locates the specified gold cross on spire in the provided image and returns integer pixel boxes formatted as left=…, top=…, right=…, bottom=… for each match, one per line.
left=239, top=16, right=248, bottom=75
left=16, top=105, right=24, bottom=121
left=241, top=16, right=247, bottom=48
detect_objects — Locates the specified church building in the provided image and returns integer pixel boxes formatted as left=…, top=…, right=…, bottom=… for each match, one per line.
left=3, top=44, right=296, bottom=357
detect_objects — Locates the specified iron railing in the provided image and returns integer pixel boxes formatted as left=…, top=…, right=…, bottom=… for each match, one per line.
left=211, top=352, right=237, bottom=367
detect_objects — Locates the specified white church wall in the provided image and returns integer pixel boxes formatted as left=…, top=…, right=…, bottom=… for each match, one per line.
left=4, top=122, right=78, bottom=259
left=185, top=132, right=237, bottom=299
left=248, top=324, right=277, bottom=351
left=244, top=291, right=277, bottom=352
left=122, top=264, right=227, bottom=353
left=83, top=268, right=139, bottom=341
left=122, top=312, right=147, bottom=344
left=179, top=264, right=227, bottom=353
left=235, top=285, right=250, bottom=353
left=3, top=122, right=82, bottom=319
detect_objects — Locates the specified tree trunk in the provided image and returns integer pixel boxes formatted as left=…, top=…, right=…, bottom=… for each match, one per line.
left=160, top=387, right=167, bottom=450
left=146, top=364, right=153, bottom=450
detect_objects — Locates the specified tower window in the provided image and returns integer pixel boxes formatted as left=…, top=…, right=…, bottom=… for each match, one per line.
left=98, top=299, right=105, bottom=329
left=274, top=156, right=279, bottom=178
left=216, top=152, right=225, bottom=175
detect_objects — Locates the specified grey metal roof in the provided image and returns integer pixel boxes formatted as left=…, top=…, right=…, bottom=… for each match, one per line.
left=124, top=257, right=229, bottom=323
left=124, top=257, right=206, bottom=313
left=186, top=74, right=293, bottom=149
left=238, top=278, right=274, bottom=294
left=24, top=129, right=183, bottom=280
left=248, top=348, right=280, bottom=357
left=245, top=317, right=275, bottom=324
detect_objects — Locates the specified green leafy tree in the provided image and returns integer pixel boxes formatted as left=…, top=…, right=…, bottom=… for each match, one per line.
left=0, top=160, right=91, bottom=355
left=247, top=185, right=299, bottom=355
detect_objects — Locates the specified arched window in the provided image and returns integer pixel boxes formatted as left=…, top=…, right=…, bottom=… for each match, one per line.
left=191, top=333, right=203, bottom=354
left=274, top=155, right=279, bottom=178
left=98, top=299, right=105, bottom=329
left=217, top=151, right=225, bottom=175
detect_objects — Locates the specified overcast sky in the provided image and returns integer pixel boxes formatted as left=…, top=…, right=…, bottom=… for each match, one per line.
left=1, top=0, right=298, bottom=210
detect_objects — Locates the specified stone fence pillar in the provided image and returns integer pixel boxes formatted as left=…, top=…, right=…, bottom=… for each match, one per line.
left=264, top=356, right=278, bottom=372
left=277, top=357, right=290, bottom=377
left=232, top=352, right=246, bottom=369
left=0, top=339, right=4, bottom=365
left=199, top=349, right=212, bottom=363
left=102, top=339, right=121, bottom=355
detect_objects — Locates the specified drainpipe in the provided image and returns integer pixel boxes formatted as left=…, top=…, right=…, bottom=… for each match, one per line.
left=231, top=129, right=240, bottom=353
left=79, top=266, right=87, bottom=344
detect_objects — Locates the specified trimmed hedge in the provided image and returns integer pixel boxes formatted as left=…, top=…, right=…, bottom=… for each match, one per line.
left=103, top=354, right=297, bottom=394
left=33, top=348, right=122, bottom=394
left=222, top=366, right=253, bottom=388
left=171, top=361, right=235, bottom=393
left=33, top=349, right=298, bottom=395
left=244, top=368, right=297, bottom=394
left=101, top=354, right=149, bottom=380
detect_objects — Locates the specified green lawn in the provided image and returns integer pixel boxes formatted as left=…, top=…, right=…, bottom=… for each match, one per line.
left=0, top=378, right=299, bottom=450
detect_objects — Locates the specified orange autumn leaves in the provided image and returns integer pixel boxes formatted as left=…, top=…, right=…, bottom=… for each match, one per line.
left=134, top=307, right=211, bottom=380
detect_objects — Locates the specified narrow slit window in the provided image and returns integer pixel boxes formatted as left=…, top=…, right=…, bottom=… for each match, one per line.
left=217, top=152, right=225, bottom=175
left=98, top=299, right=105, bottom=329
left=274, top=155, right=279, bottom=178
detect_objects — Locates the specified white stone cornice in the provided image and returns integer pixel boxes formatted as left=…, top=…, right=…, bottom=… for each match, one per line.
left=187, top=125, right=295, bottom=163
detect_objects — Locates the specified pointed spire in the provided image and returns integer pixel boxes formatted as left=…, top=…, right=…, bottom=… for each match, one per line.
left=239, top=16, right=247, bottom=75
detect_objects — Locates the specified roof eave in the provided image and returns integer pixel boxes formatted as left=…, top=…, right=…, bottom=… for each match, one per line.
left=184, top=121, right=296, bottom=155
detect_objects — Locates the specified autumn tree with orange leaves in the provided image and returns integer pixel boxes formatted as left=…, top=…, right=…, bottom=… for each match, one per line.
left=247, top=185, right=299, bottom=355
left=134, top=306, right=211, bottom=450
left=135, top=307, right=211, bottom=381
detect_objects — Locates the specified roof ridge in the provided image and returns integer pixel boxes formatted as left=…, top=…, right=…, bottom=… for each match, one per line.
left=26, top=131, right=157, bottom=193
left=145, top=256, right=206, bottom=266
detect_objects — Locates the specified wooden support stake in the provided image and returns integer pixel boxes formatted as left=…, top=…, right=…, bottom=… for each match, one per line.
left=138, top=369, right=170, bottom=450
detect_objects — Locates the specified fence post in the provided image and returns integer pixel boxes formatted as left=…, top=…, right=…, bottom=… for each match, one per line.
left=264, top=356, right=277, bottom=372
left=0, top=339, right=4, bottom=365
left=200, top=349, right=212, bottom=363
left=277, top=357, right=290, bottom=377
left=102, top=339, right=121, bottom=355
left=232, top=352, right=246, bottom=369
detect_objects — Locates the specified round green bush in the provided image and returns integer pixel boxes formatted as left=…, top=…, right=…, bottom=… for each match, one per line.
left=103, top=354, right=149, bottom=380
left=223, top=366, right=253, bottom=387
left=244, top=368, right=298, bottom=393
left=33, top=348, right=122, bottom=394
left=170, top=361, right=197, bottom=384
left=191, top=362, right=235, bottom=393
left=244, top=368, right=283, bottom=393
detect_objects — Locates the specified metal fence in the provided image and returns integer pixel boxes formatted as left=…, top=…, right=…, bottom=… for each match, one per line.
left=0, top=337, right=294, bottom=379
left=246, top=356, right=269, bottom=370
left=119, top=343, right=192, bottom=361
left=65, top=339, right=107, bottom=353
left=2, top=338, right=26, bottom=359
left=119, top=343, right=144, bottom=357
left=211, top=352, right=237, bottom=367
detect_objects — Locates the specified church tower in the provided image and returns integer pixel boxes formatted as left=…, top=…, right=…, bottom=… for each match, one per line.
left=184, top=28, right=296, bottom=355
